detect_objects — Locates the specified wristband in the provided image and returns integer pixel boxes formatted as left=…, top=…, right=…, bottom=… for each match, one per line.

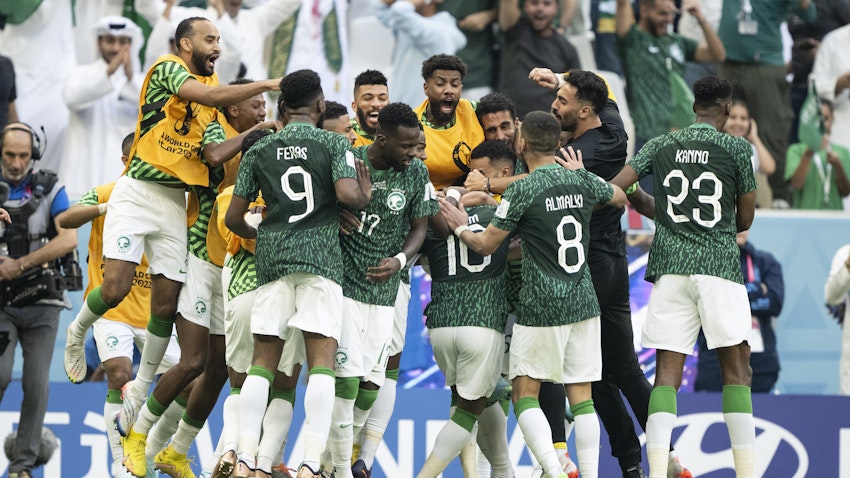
left=98, top=203, right=108, bottom=215
left=453, top=224, right=470, bottom=237
left=485, top=177, right=491, bottom=193
left=625, top=183, right=638, bottom=195
left=393, top=252, right=408, bottom=267
left=445, top=189, right=461, bottom=202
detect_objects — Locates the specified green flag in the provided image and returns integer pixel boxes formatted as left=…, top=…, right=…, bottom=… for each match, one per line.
left=798, top=79, right=824, bottom=151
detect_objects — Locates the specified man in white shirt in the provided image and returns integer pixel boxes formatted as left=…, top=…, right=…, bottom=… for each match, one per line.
left=61, top=16, right=144, bottom=199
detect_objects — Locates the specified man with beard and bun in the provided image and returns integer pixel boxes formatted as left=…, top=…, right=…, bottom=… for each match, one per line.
left=414, top=54, right=484, bottom=190
left=60, top=16, right=281, bottom=477
left=351, top=70, right=390, bottom=147
left=332, top=102, right=438, bottom=478
left=225, top=69, right=372, bottom=478
left=531, top=67, right=688, bottom=478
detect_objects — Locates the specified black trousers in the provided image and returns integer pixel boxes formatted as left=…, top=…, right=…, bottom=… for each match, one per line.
left=589, top=249, right=654, bottom=470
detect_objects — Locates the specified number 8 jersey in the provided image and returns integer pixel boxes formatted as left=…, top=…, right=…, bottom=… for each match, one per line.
left=491, top=165, right=615, bottom=327
left=629, top=123, right=757, bottom=284
left=232, top=122, right=357, bottom=287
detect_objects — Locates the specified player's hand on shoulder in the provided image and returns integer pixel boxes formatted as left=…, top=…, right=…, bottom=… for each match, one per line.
left=556, top=146, right=585, bottom=170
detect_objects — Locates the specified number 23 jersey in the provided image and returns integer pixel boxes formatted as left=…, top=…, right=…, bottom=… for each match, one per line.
left=629, top=123, right=757, bottom=283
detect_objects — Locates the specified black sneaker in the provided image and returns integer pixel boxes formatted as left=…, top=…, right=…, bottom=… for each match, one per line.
left=351, top=458, right=371, bottom=478
left=623, top=465, right=647, bottom=478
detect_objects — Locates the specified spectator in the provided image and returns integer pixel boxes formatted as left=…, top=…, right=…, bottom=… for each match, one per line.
left=61, top=16, right=145, bottom=199
left=785, top=100, right=850, bottom=210
left=267, top=0, right=354, bottom=105
left=717, top=0, right=816, bottom=208
left=615, top=0, right=726, bottom=149
left=825, top=243, right=850, bottom=395
left=722, top=99, right=777, bottom=208
left=0, top=0, right=75, bottom=173
left=812, top=4, right=850, bottom=209
left=786, top=0, right=849, bottom=145
left=375, top=0, right=467, bottom=109
left=440, top=0, right=498, bottom=100
left=0, top=123, right=78, bottom=478
left=591, top=0, right=625, bottom=76
left=0, top=55, right=17, bottom=129
left=498, top=0, right=581, bottom=118
left=676, top=0, right=723, bottom=86
left=695, top=230, right=784, bottom=393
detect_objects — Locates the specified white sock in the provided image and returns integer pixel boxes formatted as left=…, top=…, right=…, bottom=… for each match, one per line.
left=477, top=403, right=512, bottom=477
left=301, top=372, right=335, bottom=471
left=646, top=412, right=676, bottom=478
left=69, top=309, right=96, bottom=342
left=104, top=400, right=123, bottom=464
left=256, top=397, right=294, bottom=472
left=477, top=446, right=492, bottom=478
left=330, top=395, right=355, bottom=478
left=171, top=417, right=202, bottom=455
left=516, top=407, right=560, bottom=477
left=459, top=423, right=478, bottom=477
left=220, top=393, right=240, bottom=455
left=237, top=375, right=271, bottom=464
left=133, top=332, right=172, bottom=399
left=134, top=401, right=161, bottom=435
left=573, top=412, right=600, bottom=478
left=146, top=399, right=186, bottom=461
left=358, top=377, right=396, bottom=468
left=725, top=412, right=755, bottom=478
left=418, top=419, right=473, bottom=478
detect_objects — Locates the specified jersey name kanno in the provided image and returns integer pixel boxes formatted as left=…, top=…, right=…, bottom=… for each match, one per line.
left=491, top=165, right=614, bottom=327
left=341, top=147, right=438, bottom=306
left=422, top=205, right=509, bottom=331
left=233, top=122, right=356, bottom=286
left=628, top=124, right=757, bottom=283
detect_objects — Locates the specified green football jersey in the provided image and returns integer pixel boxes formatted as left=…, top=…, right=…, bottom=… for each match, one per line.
left=225, top=249, right=257, bottom=300
left=629, top=123, right=757, bottom=283
left=491, top=165, right=614, bottom=327
left=341, top=148, right=438, bottom=306
left=233, top=122, right=356, bottom=286
left=422, top=205, right=509, bottom=331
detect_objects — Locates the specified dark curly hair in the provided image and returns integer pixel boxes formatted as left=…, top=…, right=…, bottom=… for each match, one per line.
left=377, top=102, right=420, bottom=136
left=323, top=101, right=349, bottom=120
left=354, top=69, right=388, bottom=90
left=421, top=54, right=467, bottom=82
left=693, top=75, right=732, bottom=110
left=563, top=70, right=608, bottom=114
left=521, top=111, right=561, bottom=153
left=279, top=69, right=323, bottom=110
left=470, top=140, right=516, bottom=169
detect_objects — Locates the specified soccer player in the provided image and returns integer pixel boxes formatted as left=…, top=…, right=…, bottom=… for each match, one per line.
left=418, top=139, right=515, bottom=478
left=414, top=54, right=484, bottom=189
left=214, top=130, right=304, bottom=478
left=607, top=76, right=757, bottom=478
left=56, top=133, right=182, bottom=478
left=130, top=80, right=283, bottom=477
left=323, top=100, right=357, bottom=145
left=62, top=17, right=281, bottom=456
left=348, top=125, right=428, bottom=477
left=331, top=102, right=437, bottom=478
left=225, top=69, right=371, bottom=478
left=441, top=111, right=627, bottom=478
left=351, top=70, right=390, bottom=147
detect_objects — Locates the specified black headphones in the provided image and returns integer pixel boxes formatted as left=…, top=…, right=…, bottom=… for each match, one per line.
left=0, top=122, right=45, bottom=161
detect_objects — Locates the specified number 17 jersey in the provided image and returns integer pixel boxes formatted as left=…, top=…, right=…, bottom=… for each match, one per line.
left=629, top=123, right=757, bottom=283
left=233, top=122, right=356, bottom=286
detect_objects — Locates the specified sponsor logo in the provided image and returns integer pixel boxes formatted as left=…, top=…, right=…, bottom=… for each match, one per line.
left=655, top=413, right=808, bottom=477
left=387, top=190, right=406, bottom=212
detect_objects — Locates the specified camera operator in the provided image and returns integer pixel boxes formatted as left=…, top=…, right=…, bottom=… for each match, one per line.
left=0, top=122, right=77, bottom=478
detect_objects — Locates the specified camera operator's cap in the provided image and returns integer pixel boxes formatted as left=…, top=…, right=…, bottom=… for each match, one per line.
left=94, top=15, right=143, bottom=43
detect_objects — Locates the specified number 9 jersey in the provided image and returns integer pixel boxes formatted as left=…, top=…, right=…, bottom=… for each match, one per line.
left=628, top=123, right=757, bottom=284
left=232, top=123, right=357, bottom=287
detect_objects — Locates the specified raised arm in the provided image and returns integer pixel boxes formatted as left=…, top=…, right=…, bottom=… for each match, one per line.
left=498, top=0, right=522, bottom=32
left=615, top=0, right=635, bottom=38
left=177, top=77, right=281, bottom=108
left=687, top=0, right=725, bottom=62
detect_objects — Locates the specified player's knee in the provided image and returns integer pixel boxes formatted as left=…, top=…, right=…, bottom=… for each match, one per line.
left=105, top=367, right=132, bottom=389
left=100, top=280, right=132, bottom=307
left=150, top=302, right=178, bottom=321
left=180, top=351, right=208, bottom=378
